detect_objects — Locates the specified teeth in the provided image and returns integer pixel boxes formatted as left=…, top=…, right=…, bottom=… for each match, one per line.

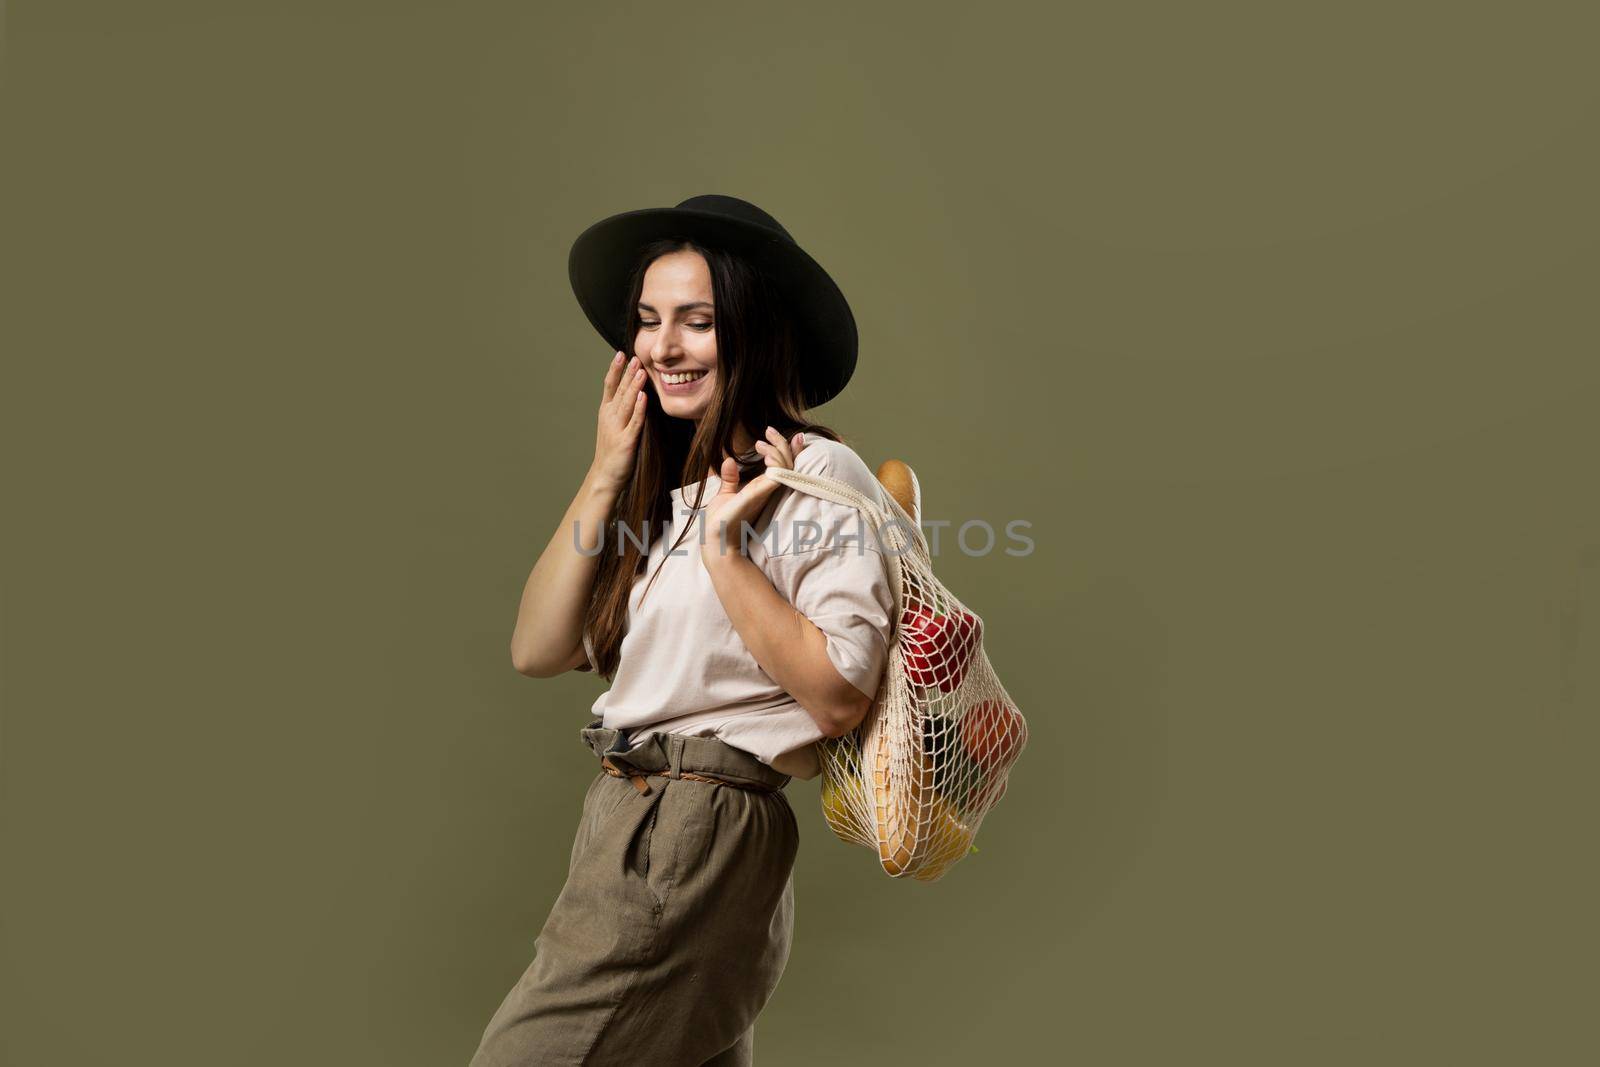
left=664, top=370, right=707, bottom=384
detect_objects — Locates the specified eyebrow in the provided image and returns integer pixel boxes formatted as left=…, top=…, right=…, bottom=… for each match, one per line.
left=638, top=301, right=714, bottom=313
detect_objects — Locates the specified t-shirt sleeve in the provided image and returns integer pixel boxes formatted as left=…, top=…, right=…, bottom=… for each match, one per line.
left=760, top=438, right=897, bottom=701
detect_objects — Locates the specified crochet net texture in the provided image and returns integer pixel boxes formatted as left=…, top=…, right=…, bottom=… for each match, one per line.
left=763, top=465, right=1028, bottom=882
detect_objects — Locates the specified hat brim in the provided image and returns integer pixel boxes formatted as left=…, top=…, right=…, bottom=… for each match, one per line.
left=568, top=205, right=857, bottom=408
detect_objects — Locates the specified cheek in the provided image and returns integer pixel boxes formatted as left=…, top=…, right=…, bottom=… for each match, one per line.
left=695, top=336, right=718, bottom=367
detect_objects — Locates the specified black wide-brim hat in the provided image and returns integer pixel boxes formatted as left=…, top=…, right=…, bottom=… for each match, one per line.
left=568, top=194, right=858, bottom=408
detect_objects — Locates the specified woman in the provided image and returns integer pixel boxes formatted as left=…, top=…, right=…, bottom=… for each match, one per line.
left=470, top=195, right=898, bottom=1066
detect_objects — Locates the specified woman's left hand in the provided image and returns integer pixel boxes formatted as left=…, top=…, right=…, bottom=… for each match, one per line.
left=701, top=427, right=807, bottom=562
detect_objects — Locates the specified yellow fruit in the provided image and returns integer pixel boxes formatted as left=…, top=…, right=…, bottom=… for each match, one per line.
left=910, top=795, right=976, bottom=882
left=820, top=773, right=870, bottom=842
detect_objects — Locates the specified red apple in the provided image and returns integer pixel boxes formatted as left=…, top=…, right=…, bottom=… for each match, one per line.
left=960, top=699, right=1025, bottom=774
left=901, top=605, right=981, bottom=693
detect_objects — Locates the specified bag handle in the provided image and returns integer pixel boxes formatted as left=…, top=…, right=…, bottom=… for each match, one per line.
left=763, top=466, right=929, bottom=556
left=763, top=466, right=928, bottom=636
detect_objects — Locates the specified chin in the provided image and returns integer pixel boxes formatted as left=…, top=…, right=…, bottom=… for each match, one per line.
left=679, top=400, right=714, bottom=420
left=659, top=396, right=705, bottom=419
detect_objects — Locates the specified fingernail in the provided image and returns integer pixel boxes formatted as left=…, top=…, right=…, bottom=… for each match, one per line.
left=613, top=351, right=623, bottom=362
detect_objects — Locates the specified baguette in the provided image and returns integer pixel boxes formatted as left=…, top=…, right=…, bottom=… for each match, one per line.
left=874, top=458, right=920, bottom=524
left=869, top=725, right=936, bottom=876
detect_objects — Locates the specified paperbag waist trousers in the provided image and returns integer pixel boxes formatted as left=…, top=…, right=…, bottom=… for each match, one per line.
left=468, top=717, right=800, bottom=1067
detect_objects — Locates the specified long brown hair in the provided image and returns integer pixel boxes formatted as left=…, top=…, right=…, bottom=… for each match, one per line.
left=584, top=237, right=847, bottom=678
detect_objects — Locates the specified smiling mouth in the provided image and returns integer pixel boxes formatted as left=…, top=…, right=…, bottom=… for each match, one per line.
left=660, top=368, right=709, bottom=392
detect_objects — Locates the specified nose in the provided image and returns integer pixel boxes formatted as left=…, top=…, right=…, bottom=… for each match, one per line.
left=651, top=324, right=686, bottom=367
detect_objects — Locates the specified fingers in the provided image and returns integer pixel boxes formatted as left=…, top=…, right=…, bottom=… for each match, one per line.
left=604, top=352, right=645, bottom=407
left=703, top=454, right=791, bottom=554
left=731, top=471, right=783, bottom=521
left=624, top=378, right=647, bottom=431
left=764, top=425, right=791, bottom=465
left=722, top=462, right=782, bottom=509
left=625, top=360, right=647, bottom=408
left=754, top=425, right=796, bottom=469
left=714, top=454, right=742, bottom=494
left=602, top=351, right=627, bottom=402
left=607, top=357, right=646, bottom=419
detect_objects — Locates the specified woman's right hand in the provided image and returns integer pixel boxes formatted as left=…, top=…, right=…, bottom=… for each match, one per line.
left=590, top=350, right=649, bottom=492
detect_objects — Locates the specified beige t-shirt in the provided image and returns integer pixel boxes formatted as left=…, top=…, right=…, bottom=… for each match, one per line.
left=573, top=432, right=897, bottom=780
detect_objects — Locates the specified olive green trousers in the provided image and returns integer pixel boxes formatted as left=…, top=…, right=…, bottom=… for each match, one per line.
left=468, top=718, right=799, bottom=1066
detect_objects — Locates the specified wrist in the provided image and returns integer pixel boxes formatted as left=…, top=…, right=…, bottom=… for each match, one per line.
left=700, top=536, right=748, bottom=569
left=584, top=465, right=624, bottom=499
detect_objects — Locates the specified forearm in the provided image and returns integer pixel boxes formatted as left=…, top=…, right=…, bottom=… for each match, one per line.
left=701, top=549, right=871, bottom=737
left=509, top=466, right=621, bottom=676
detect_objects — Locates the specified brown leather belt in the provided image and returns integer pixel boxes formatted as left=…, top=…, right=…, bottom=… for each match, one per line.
left=599, top=755, right=779, bottom=796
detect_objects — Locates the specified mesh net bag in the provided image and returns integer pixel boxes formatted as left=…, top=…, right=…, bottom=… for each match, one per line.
left=764, top=464, right=1028, bottom=882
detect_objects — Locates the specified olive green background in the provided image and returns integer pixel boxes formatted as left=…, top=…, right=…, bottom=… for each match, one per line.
left=3, top=2, right=1595, bottom=1064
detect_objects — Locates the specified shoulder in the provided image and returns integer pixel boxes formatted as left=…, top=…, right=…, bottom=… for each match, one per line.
left=752, top=432, right=888, bottom=560
left=791, top=432, right=883, bottom=501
